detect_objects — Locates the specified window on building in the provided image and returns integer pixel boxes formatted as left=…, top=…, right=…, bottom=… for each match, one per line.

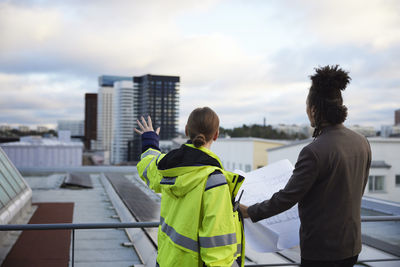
left=396, top=175, right=400, bottom=187
left=368, top=175, right=385, bottom=192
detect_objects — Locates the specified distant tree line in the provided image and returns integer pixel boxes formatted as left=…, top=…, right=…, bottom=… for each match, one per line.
left=219, top=124, right=308, bottom=140
left=0, top=129, right=57, bottom=138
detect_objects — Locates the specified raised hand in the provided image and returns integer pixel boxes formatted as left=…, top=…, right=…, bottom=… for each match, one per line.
left=134, top=115, right=160, bottom=135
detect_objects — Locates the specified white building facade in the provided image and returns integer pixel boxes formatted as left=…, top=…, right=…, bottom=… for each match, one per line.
left=212, top=138, right=287, bottom=172
left=0, top=136, right=83, bottom=168
left=348, top=125, right=377, bottom=137
left=18, top=125, right=30, bottom=133
left=381, top=125, right=400, bottom=137
left=57, top=120, right=84, bottom=136
left=268, top=137, right=400, bottom=203
left=36, top=126, right=49, bottom=133
left=96, top=86, right=114, bottom=152
left=366, top=138, right=400, bottom=202
left=0, top=125, right=11, bottom=131
left=111, top=81, right=136, bottom=164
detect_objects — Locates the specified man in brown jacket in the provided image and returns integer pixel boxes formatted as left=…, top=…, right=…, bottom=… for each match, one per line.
left=240, top=65, right=371, bottom=267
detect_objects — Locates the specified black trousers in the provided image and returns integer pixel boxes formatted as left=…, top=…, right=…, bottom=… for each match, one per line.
left=301, top=255, right=358, bottom=267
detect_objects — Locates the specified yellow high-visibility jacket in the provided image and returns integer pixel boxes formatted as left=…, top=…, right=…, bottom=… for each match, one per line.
left=137, top=143, right=245, bottom=267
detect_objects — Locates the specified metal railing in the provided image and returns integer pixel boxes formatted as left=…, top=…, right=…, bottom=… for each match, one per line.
left=1, top=216, right=400, bottom=267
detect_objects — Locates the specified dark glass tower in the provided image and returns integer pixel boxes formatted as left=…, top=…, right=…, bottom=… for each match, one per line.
left=395, top=109, right=400, bottom=125
left=84, top=93, right=97, bottom=150
left=128, top=74, right=180, bottom=161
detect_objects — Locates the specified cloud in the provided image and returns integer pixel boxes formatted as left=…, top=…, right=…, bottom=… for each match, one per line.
left=0, top=73, right=88, bottom=127
left=0, top=0, right=399, bottom=132
left=180, top=77, right=311, bottom=129
left=0, top=0, right=222, bottom=75
left=276, top=0, right=400, bottom=49
left=263, top=41, right=400, bottom=127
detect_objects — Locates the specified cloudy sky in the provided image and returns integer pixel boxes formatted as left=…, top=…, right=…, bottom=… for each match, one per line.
left=1, top=0, right=399, bottom=131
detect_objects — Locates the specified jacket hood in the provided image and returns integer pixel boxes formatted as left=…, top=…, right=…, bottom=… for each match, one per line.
left=157, top=143, right=239, bottom=198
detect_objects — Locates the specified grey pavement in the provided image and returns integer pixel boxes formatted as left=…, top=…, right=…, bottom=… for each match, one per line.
left=25, top=173, right=141, bottom=267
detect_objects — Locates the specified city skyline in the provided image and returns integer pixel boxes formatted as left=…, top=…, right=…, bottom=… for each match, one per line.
left=0, top=0, right=399, bottom=131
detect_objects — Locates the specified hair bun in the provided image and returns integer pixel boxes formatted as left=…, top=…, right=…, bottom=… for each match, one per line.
left=310, top=65, right=351, bottom=96
left=193, top=134, right=206, bottom=148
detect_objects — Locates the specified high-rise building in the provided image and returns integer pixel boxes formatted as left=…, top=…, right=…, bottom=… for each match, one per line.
left=96, top=74, right=179, bottom=163
left=134, top=74, right=180, bottom=140
left=96, top=87, right=113, bottom=152
left=84, top=93, right=97, bottom=150
left=395, top=109, right=400, bottom=125
left=111, top=81, right=136, bottom=164
left=129, top=74, right=180, bottom=161
left=96, top=76, right=132, bottom=153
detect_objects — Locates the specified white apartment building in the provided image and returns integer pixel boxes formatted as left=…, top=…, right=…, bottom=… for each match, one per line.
left=381, top=125, right=400, bottom=137
left=0, top=136, right=83, bottom=168
left=57, top=120, right=84, bottom=136
left=212, top=137, right=288, bottom=172
left=18, top=125, right=30, bottom=133
left=36, top=126, right=49, bottom=133
left=96, top=86, right=114, bottom=152
left=0, top=125, right=11, bottom=131
left=111, top=81, right=136, bottom=164
left=366, top=137, right=400, bottom=202
left=348, top=125, right=377, bottom=137
left=268, top=137, right=400, bottom=203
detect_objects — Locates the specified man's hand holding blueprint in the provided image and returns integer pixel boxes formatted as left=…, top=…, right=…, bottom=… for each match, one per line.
left=235, top=159, right=300, bottom=252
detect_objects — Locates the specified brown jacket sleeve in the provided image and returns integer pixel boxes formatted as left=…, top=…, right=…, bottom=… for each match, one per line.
left=362, top=139, right=372, bottom=194
left=248, top=146, right=319, bottom=222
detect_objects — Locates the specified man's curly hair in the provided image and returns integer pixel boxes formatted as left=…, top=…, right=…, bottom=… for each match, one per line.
left=308, top=65, right=351, bottom=137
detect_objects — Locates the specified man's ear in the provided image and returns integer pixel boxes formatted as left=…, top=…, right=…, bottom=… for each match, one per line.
left=185, top=125, right=188, bottom=137
left=213, top=129, right=219, bottom=141
left=311, top=106, right=316, bottom=117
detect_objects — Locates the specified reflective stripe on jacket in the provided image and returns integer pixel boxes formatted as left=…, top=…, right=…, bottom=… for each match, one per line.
left=137, top=144, right=245, bottom=267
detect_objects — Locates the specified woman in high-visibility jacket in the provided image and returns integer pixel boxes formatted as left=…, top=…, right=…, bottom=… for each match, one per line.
left=135, top=107, right=245, bottom=267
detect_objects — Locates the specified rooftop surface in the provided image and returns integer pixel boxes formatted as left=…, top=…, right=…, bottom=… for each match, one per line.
left=24, top=173, right=142, bottom=267
left=1, top=166, right=399, bottom=266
